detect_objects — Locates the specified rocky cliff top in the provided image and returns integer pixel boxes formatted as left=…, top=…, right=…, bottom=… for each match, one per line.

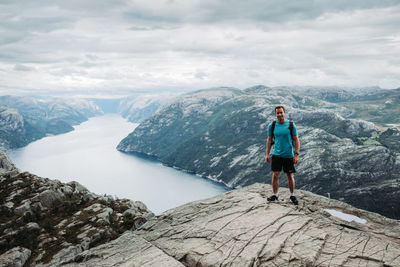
left=59, top=184, right=400, bottom=267
left=0, top=154, right=154, bottom=266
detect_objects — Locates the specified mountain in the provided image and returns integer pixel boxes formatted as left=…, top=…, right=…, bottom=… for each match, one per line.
left=0, top=106, right=43, bottom=150
left=0, top=150, right=153, bottom=266
left=88, top=98, right=121, bottom=114
left=117, top=86, right=400, bottom=219
left=0, top=96, right=103, bottom=150
left=340, top=88, right=400, bottom=125
left=1, top=153, right=399, bottom=266
left=118, top=94, right=175, bottom=122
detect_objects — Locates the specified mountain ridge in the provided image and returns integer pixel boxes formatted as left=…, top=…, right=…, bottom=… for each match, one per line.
left=117, top=86, right=400, bottom=219
left=0, top=96, right=103, bottom=150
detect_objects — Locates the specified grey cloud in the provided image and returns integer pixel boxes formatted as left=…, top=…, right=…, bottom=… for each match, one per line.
left=122, top=0, right=400, bottom=25
left=79, top=61, right=99, bottom=68
left=0, top=0, right=127, bottom=17
left=0, top=32, right=24, bottom=46
left=13, top=64, right=36, bottom=71
left=86, top=54, right=100, bottom=60
left=49, top=68, right=88, bottom=77
left=0, top=47, right=67, bottom=64
left=3, top=17, right=73, bottom=34
left=56, top=0, right=128, bottom=13
left=123, top=11, right=181, bottom=24
left=128, top=26, right=152, bottom=31
left=195, top=71, right=208, bottom=80
left=248, top=71, right=260, bottom=78
left=0, top=0, right=399, bottom=93
left=128, top=25, right=170, bottom=31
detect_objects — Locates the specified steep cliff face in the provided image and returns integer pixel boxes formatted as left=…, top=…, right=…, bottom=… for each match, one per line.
left=117, top=87, right=400, bottom=219
left=0, top=96, right=103, bottom=150
left=54, top=184, right=400, bottom=267
left=0, top=106, right=43, bottom=150
left=0, top=154, right=153, bottom=266
left=117, top=87, right=243, bottom=158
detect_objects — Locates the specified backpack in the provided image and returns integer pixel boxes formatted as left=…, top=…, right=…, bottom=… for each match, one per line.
left=271, top=120, right=295, bottom=147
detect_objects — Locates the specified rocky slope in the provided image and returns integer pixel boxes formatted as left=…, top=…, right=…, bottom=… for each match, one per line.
left=0, top=96, right=103, bottom=150
left=0, top=106, right=42, bottom=151
left=51, top=184, right=400, bottom=266
left=117, top=86, right=400, bottom=219
left=0, top=150, right=153, bottom=266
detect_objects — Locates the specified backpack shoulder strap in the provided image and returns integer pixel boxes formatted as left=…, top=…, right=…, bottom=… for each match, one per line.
left=289, top=120, right=294, bottom=137
left=289, top=120, right=295, bottom=147
left=271, top=120, right=276, bottom=137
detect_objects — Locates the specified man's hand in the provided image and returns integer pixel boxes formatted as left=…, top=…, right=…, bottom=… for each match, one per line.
left=265, top=155, right=270, bottom=163
left=293, top=154, right=299, bottom=164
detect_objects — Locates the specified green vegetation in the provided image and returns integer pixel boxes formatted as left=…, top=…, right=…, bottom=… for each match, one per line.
left=378, top=128, right=400, bottom=152
left=339, top=89, right=400, bottom=125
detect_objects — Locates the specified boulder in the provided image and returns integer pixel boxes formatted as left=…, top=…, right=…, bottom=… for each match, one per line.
left=0, top=150, right=18, bottom=175
left=0, top=247, right=31, bottom=267
left=32, top=189, right=64, bottom=208
left=14, top=200, right=31, bottom=216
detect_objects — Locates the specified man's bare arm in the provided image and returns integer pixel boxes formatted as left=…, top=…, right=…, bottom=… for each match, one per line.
left=266, top=136, right=272, bottom=163
left=266, top=136, right=272, bottom=155
left=293, top=135, right=300, bottom=164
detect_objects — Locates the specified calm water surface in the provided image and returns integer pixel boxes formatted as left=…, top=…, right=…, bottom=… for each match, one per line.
left=7, top=114, right=228, bottom=214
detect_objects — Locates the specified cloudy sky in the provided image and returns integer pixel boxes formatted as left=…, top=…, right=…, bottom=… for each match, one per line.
left=0, top=0, right=399, bottom=96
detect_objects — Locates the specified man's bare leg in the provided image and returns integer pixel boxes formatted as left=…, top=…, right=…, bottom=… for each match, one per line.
left=285, top=172, right=295, bottom=194
left=272, top=171, right=280, bottom=194
left=286, top=172, right=298, bottom=205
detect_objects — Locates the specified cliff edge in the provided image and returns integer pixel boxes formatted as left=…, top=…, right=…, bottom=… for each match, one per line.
left=62, top=184, right=400, bottom=267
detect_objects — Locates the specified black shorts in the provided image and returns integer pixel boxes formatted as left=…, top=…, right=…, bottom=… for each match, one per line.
left=271, top=155, right=296, bottom=173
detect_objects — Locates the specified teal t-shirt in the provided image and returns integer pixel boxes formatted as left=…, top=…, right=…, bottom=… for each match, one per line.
left=268, top=120, right=297, bottom=158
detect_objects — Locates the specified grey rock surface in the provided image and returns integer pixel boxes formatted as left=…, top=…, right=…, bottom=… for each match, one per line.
left=63, top=184, right=400, bottom=266
left=0, top=247, right=31, bottom=267
left=0, top=169, right=154, bottom=266
left=0, top=150, right=18, bottom=175
left=62, top=232, right=184, bottom=267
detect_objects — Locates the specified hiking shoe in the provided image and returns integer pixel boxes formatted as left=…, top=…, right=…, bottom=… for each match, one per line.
left=267, top=195, right=279, bottom=202
left=290, top=196, right=298, bottom=205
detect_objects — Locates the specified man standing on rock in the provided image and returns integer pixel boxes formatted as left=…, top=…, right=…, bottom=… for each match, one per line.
left=265, top=105, right=300, bottom=205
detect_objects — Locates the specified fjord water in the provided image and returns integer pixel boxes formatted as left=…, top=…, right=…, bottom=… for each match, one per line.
left=7, top=114, right=228, bottom=214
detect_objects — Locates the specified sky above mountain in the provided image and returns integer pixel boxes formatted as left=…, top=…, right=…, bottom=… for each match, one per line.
left=0, top=0, right=399, bottom=96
